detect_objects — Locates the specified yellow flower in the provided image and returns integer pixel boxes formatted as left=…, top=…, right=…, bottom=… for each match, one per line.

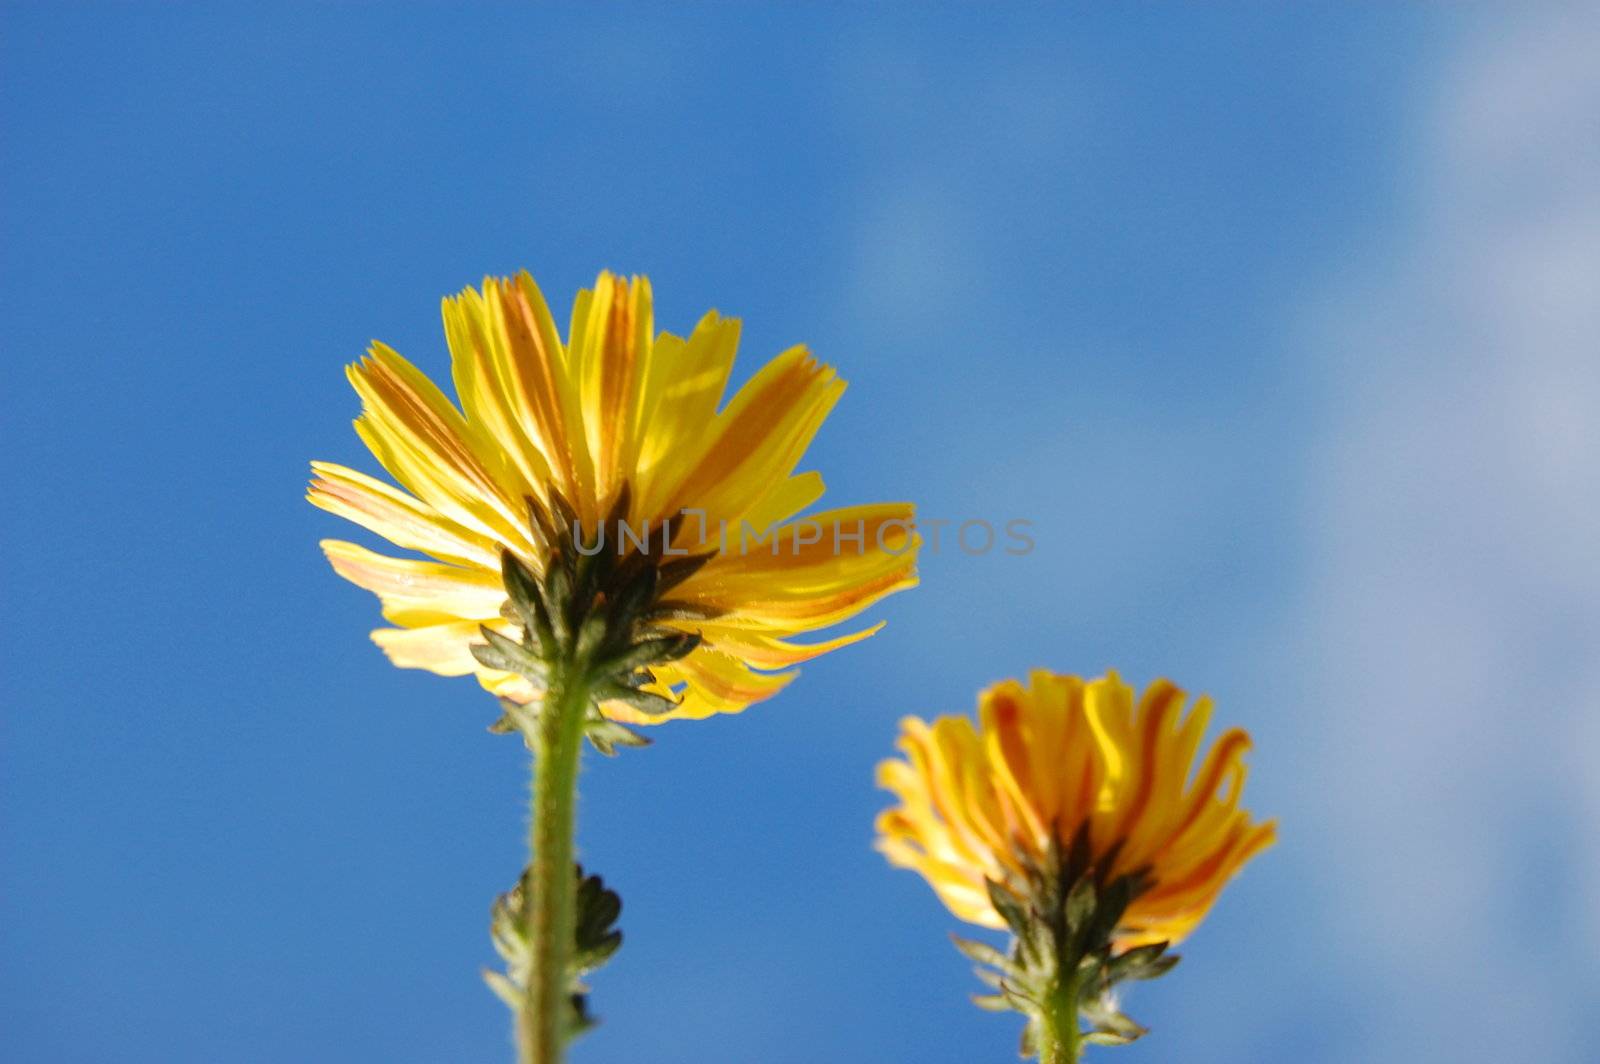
left=876, top=670, right=1274, bottom=949
left=309, top=270, right=917, bottom=722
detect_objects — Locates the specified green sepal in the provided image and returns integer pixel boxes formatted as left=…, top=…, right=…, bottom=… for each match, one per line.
left=962, top=823, right=1182, bottom=1058
left=1019, top=1018, right=1040, bottom=1059
left=489, top=478, right=710, bottom=748
left=602, top=563, right=658, bottom=641
left=583, top=717, right=651, bottom=757
left=482, top=968, right=522, bottom=1010
left=487, top=697, right=540, bottom=742
left=999, top=980, right=1038, bottom=1012
left=1081, top=1002, right=1148, bottom=1046
left=574, top=613, right=610, bottom=662
left=642, top=600, right=727, bottom=624
left=1064, top=821, right=1092, bottom=879
left=1108, top=941, right=1178, bottom=983
left=1084, top=873, right=1139, bottom=949
left=655, top=550, right=713, bottom=594
left=597, top=632, right=701, bottom=677
left=544, top=490, right=581, bottom=566
left=970, top=992, right=1011, bottom=1012
left=472, top=625, right=548, bottom=685
left=542, top=563, right=574, bottom=645
left=1013, top=921, right=1045, bottom=971
left=951, top=934, right=1010, bottom=971
left=1063, top=876, right=1098, bottom=935
left=591, top=680, right=678, bottom=717
left=486, top=695, right=653, bottom=756
left=970, top=965, right=1005, bottom=990
left=572, top=485, right=631, bottom=607
left=950, top=932, right=1018, bottom=995
left=523, top=494, right=561, bottom=552
left=985, top=878, right=1030, bottom=937
left=499, top=550, right=551, bottom=646
left=610, top=668, right=655, bottom=690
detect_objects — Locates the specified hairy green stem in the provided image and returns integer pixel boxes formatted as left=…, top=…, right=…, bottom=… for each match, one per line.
left=517, top=663, right=592, bottom=1064
left=1037, top=970, right=1084, bottom=1064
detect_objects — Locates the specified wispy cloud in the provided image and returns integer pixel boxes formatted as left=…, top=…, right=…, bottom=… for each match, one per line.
left=1294, top=7, right=1600, bottom=1059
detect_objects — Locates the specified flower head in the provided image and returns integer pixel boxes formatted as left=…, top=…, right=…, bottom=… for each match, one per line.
left=310, top=271, right=917, bottom=723
left=876, top=671, right=1274, bottom=1056
left=877, top=670, right=1274, bottom=946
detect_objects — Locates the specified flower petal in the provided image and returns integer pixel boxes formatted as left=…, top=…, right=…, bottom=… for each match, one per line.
left=320, top=539, right=506, bottom=625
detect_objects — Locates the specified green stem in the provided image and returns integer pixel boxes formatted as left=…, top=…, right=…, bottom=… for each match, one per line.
left=1037, top=970, right=1084, bottom=1064
left=517, top=661, right=592, bottom=1064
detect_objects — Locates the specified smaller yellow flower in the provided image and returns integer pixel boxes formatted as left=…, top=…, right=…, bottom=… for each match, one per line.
left=876, top=670, right=1275, bottom=1057
left=878, top=669, right=1274, bottom=945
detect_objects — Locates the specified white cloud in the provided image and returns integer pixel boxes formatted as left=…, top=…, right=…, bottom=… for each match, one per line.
left=1295, top=6, right=1600, bottom=1059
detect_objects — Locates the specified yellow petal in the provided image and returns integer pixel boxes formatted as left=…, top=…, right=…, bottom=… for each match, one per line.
left=370, top=619, right=489, bottom=676
left=320, top=539, right=506, bottom=625
left=685, top=621, right=885, bottom=669
left=307, top=461, right=498, bottom=568
left=657, top=345, right=844, bottom=528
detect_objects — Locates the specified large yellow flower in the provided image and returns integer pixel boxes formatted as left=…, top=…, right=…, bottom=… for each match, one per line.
left=309, top=270, right=917, bottom=722
left=876, top=670, right=1274, bottom=948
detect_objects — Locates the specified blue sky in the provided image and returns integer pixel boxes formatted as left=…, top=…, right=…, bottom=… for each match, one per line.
left=4, top=5, right=1598, bottom=1062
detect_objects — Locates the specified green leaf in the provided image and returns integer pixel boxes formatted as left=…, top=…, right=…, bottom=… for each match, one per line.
left=575, top=930, right=621, bottom=974
left=572, top=866, right=624, bottom=975
left=576, top=880, right=621, bottom=941
left=566, top=991, right=597, bottom=1037
left=487, top=880, right=529, bottom=964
